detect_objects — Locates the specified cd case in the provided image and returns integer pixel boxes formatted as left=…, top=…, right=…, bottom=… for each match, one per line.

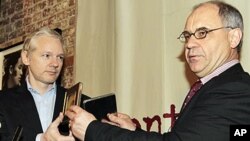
left=59, top=82, right=83, bottom=135
left=62, top=82, right=83, bottom=114
left=82, top=93, right=117, bottom=120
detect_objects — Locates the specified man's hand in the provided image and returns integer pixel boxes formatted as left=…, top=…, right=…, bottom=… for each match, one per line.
left=102, top=112, right=136, bottom=131
left=41, top=113, right=75, bottom=141
left=66, top=105, right=96, bottom=141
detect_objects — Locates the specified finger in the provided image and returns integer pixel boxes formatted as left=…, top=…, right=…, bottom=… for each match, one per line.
left=117, top=113, right=130, bottom=118
left=107, top=114, right=120, bottom=123
left=108, top=112, right=117, bottom=116
left=59, top=136, right=75, bottom=141
left=108, top=112, right=125, bottom=118
left=52, top=113, right=64, bottom=126
left=65, top=110, right=75, bottom=120
left=69, top=105, right=82, bottom=113
left=101, top=118, right=109, bottom=122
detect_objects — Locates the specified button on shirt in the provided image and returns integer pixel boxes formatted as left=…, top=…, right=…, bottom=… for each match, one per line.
left=26, top=79, right=57, bottom=132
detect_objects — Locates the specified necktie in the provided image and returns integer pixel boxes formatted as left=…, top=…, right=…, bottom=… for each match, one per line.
left=181, top=80, right=202, bottom=110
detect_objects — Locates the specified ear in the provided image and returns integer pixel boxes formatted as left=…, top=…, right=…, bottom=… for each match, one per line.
left=21, top=50, right=30, bottom=65
left=228, top=28, right=242, bottom=49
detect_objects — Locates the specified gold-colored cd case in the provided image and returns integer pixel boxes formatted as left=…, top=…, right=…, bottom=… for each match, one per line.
left=62, top=82, right=83, bottom=114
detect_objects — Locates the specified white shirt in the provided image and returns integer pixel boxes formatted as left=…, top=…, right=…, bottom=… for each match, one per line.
left=26, top=77, right=57, bottom=140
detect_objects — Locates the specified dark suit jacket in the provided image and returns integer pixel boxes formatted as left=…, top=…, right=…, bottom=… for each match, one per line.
left=84, top=63, right=250, bottom=141
left=0, top=82, right=66, bottom=141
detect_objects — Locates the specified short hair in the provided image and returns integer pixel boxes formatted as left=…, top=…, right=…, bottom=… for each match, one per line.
left=193, top=1, right=244, bottom=52
left=22, top=27, right=64, bottom=54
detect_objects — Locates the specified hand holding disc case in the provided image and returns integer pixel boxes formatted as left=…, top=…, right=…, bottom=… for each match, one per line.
left=59, top=82, right=83, bottom=135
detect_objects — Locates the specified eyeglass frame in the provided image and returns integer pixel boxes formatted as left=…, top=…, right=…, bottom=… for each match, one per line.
left=177, top=26, right=233, bottom=43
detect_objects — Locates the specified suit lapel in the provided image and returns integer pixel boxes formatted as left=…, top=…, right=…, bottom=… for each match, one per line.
left=52, top=86, right=65, bottom=120
left=176, top=84, right=207, bottom=124
left=17, top=86, right=43, bottom=133
left=17, top=84, right=66, bottom=130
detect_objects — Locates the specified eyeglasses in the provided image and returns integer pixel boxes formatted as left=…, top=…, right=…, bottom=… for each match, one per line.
left=177, top=26, right=233, bottom=43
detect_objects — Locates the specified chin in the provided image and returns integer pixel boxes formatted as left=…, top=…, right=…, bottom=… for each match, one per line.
left=190, top=67, right=202, bottom=75
left=45, top=79, right=57, bottom=84
left=193, top=70, right=205, bottom=78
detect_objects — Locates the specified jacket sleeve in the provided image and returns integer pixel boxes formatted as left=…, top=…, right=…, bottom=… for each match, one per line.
left=85, top=120, right=170, bottom=141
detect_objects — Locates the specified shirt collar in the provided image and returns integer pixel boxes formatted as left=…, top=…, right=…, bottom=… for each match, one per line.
left=26, top=75, right=56, bottom=94
left=200, top=59, right=239, bottom=84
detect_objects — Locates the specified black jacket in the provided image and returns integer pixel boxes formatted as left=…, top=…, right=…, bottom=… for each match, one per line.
left=0, top=81, right=89, bottom=141
left=85, top=63, right=250, bottom=141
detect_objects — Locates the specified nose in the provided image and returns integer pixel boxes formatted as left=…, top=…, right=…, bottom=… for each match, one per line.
left=50, top=57, right=60, bottom=67
left=185, top=36, right=198, bottom=50
left=20, top=69, right=23, bottom=75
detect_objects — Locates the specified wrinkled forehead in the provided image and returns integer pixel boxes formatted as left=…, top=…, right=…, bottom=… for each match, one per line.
left=185, top=4, right=223, bottom=31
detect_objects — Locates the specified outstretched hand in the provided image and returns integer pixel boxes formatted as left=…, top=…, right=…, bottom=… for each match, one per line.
left=66, top=105, right=96, bottom=141
left=102, top=112, right=136, bottom=131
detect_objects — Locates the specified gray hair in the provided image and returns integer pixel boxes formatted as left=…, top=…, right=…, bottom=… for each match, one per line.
left=22, top=27, right=64, bottom=54
left=193, top=1, right=244, bottom=52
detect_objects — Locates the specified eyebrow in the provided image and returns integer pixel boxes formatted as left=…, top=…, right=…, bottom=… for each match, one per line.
left=183, top=27, right=209, bottom=33
left=196, top=27, right=209, bottom=31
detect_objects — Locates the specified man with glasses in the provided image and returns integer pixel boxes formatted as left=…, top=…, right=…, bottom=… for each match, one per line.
left=65, top=1, right=250, bottom=141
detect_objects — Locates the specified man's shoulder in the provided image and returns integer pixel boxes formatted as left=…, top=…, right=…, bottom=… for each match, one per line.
left=215, top=63, right=250, bottom=82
